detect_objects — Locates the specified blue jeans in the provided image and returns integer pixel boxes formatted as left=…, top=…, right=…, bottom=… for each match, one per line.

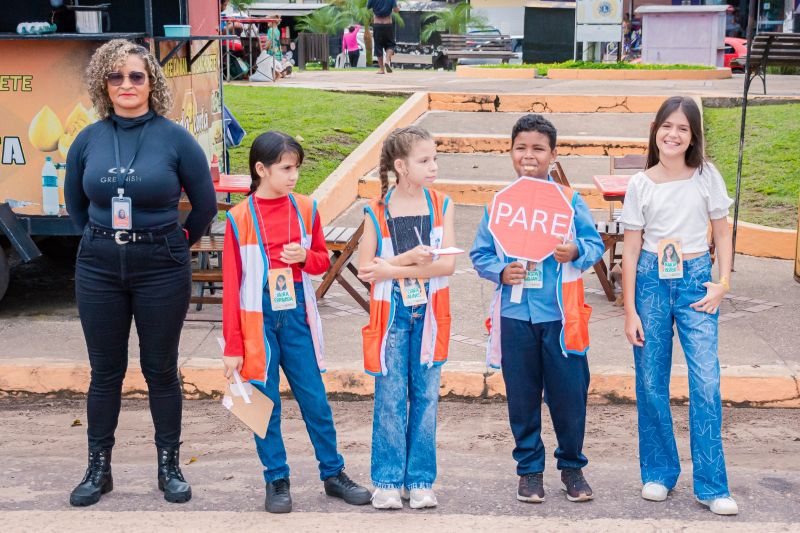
left=253, top=282, right=345, bottom=483
left=371, top=283, right=442, bottom=490
left=634, top=251, right=729, bottom=499
left=500, top=318, right=590, bottom=474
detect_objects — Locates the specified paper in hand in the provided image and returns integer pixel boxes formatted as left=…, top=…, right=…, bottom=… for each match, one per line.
left=431, top=247, right=465, bottom=256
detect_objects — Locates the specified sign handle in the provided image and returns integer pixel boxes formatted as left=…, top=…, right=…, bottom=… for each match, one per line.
left=510, top=260, right=527, bottom=304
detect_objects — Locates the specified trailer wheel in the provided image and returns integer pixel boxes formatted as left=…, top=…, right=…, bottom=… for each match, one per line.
left=0, top=247, right=9, bottom=302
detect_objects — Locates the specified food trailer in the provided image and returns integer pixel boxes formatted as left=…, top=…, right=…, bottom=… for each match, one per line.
left=0, top=0, right=226, bottom=301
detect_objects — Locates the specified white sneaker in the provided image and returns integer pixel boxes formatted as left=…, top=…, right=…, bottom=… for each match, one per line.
left=371, top=488, right=402, bottom=510
left=641, top=482, right=669, bottom=502
left=697, top=496, right=739, bottom=515
left=409, top=488, right=438, bottom=509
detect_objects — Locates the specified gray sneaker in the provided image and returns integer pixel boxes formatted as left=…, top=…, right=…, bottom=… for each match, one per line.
left=517, top=472, right=545, bottom=503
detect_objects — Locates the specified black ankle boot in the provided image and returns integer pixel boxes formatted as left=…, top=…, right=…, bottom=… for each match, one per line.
left=70, top=448, right=113, bottom=507
left=157, top=446, right=192, bottom=503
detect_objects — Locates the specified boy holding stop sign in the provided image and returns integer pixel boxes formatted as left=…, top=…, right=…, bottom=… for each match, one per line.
left=470, top=115, right=604, bottom=503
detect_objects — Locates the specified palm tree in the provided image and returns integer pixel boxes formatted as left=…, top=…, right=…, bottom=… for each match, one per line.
left=420, top=2, right=488, bottom=43
left=296, top=6, right=346, bottom=35
left=228, top=0, right=255, bottom=15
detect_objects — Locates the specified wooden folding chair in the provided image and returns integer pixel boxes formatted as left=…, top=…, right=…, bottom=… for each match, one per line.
left=179, top=200, right=233, bottom=310
left=316, top=222, right=370, bottom=312
left=552, top=161, right=618, bottom=302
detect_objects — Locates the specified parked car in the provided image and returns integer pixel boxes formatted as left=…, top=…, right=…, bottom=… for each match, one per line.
left=724, top=37, right=747, bottom=71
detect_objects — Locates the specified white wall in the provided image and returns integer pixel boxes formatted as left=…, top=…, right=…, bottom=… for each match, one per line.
left=472, top=7, right=526, bottom=36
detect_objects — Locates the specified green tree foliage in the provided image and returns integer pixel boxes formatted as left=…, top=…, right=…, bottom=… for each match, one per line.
left=296, top=6, right=346, bottom=35
left=420, top=2, right=488, bottom=43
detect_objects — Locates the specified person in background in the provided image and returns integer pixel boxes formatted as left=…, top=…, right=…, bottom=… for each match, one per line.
left=367, top=0, right=399, bottom=74
left=265, top=16, right=284, bottom=79
left=342, top=24, right=362, bottom=67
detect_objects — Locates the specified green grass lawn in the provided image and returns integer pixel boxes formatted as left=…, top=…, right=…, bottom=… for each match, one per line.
left=223, top=86, right=406, bottom=196
left=704, top=103, right=800, bottom=229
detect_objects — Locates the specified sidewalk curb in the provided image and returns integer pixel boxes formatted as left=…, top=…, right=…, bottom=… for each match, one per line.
left=1, top=364, right=797, bottom=408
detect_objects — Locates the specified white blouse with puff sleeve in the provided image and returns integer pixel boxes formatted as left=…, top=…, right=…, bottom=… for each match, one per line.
left=618, top=162, right=733, bottom=254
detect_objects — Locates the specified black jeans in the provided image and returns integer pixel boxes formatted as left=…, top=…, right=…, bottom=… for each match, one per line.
left=75, top=225, right=191, bottom=450
left=347, top=50, right=360, bottom=67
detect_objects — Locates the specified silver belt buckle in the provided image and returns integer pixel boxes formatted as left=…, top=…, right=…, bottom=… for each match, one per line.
left=114, top=230, right=130, bottom=245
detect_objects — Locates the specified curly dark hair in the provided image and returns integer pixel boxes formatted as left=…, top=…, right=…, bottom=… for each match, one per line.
left=511, top=114, right=557, bottom=150
left=86, top=39, right=173, bottom=120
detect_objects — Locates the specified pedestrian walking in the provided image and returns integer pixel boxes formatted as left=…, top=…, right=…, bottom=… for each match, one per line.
left=620, top=96, right=738, bottom=515
left=222, top=131, right=371, bottom=513
left=358, top=126, right=456, bottom=509
left=65, top=39, right=217, bottom=507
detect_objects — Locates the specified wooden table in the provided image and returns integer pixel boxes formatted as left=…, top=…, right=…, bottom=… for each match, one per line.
left=592, top=174, right=631, bottom=302
left=592, top=174, right=631, bottom=203
left=214, top=175, right=251, bottom=195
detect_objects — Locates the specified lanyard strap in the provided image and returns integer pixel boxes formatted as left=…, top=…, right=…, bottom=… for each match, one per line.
left=254, top=195, right=295, bottom=271
left=112, top=120, right=150, bottom=197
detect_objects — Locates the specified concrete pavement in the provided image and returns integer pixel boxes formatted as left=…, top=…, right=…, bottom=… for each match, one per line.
left=0, top=399, right=797, bottom=531
left=1, top=202, right=798, bottom=406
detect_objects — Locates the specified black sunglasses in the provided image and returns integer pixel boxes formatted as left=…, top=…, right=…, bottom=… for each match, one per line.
left=106, top=71, right=147, bottom=86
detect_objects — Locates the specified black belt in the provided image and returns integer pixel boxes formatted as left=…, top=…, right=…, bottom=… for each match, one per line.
left=89, top=224, right=179, bottom=245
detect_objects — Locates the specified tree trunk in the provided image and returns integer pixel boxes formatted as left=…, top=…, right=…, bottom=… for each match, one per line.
left=364, top=16, right=373, bottom=66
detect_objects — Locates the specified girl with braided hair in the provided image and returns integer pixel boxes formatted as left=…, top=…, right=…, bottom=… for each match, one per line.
left=357, top=126, right=456, bottom=509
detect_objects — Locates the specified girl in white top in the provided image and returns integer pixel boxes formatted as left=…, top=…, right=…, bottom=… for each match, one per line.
left=619, top=96, right=738, bottom=516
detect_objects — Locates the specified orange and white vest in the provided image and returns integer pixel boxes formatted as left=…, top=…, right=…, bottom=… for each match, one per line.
left=227, top=193, right=325, bottom=385
left=485, top=185, right=592, bottom=368
left=362, top=188, right=452, bottom=376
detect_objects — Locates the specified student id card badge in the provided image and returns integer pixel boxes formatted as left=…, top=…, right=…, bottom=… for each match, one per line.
left=400, top=278, right=428, bottom=307
left=111, top=190, right=132, bottom=230
left=658, top=238, right=684, bottom=279
left=268, top=268, right=297, bottom=311
left=523, top=261, right=544, bottom=289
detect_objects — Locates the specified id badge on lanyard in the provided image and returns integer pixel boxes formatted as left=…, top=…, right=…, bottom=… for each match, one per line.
left=400, top=278, right=428, bottom=306
left=523, top=261, right=544, bottom=289
left=112, top=190, right=132, bottom=230
left=111, top=121, right=148, bottom=230
left=658, top=237, right=684, bottom=279
left=268, top=267, right=297, bottom=311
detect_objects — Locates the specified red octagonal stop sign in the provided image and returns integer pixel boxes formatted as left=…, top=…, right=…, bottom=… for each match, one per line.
left=488, top=178, right=575, bottom=263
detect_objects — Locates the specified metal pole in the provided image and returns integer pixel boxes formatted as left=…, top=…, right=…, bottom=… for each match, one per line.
left=144, top=0, right=154, bottom=38
left=732, top=0, right=758, bottom=269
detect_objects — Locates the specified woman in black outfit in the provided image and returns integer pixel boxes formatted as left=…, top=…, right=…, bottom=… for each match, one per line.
left=65, top=40, right=217, bottom=507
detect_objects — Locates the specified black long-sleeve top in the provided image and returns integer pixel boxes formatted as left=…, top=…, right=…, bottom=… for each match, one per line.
left=65, top=110, right=217, bottom=245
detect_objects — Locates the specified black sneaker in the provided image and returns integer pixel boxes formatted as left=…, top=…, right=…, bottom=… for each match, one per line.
left=561, top=468, right=594, bottom=502
left=265, top=478, right=292, bottom=513
left=517, top=472, right=545, bottom=503
left=324, top=470, right=371, bottom=505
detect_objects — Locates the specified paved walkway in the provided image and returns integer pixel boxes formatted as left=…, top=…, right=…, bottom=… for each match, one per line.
left=234, top=70, right=800, bottom=98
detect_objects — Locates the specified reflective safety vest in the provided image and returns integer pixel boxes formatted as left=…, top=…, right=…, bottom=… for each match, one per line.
left=485, top=185, right=592, bottom=368
left=362, top=188, right=452, bottom=376
left=226, top=193, right=325, bottom=384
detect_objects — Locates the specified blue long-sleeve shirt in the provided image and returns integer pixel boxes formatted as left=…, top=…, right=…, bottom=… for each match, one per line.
left=470, top=178, right=604, bottom=323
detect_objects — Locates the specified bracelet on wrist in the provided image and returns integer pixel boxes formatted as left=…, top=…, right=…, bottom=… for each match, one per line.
left=719, top=276, right=730, bottom=291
